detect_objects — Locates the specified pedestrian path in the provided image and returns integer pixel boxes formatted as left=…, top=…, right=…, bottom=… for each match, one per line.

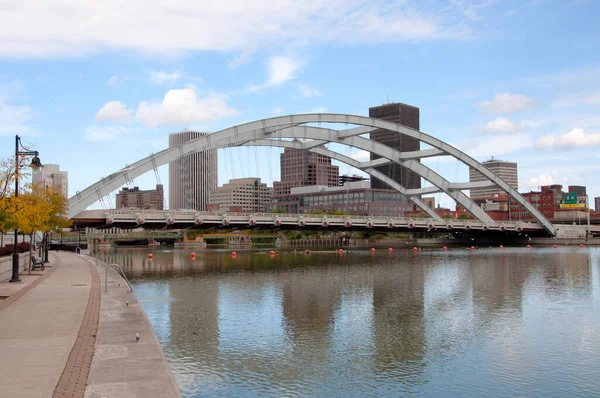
left=0, top=252, right=95, bottom=398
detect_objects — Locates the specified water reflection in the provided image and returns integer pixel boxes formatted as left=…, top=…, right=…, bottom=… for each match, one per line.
left=116, top=247, right=600, bottom=397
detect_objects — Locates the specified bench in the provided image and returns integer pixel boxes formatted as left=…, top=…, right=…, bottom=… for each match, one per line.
left=31, top=256, right=45, bottom=271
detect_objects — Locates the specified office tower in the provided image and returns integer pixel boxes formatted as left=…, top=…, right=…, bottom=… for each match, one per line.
left=469, top=158, right=518, bottom=199
left=33, top=164, right=68, bottom=197
left=168, top=131, right=217, bottom=210
left=369, top=102, right=421, bottom=190
left=273, top=139, right=339, bottom=197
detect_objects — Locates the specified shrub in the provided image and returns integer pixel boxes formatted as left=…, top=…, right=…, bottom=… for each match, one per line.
left=0, top=242, right=31, bottom=257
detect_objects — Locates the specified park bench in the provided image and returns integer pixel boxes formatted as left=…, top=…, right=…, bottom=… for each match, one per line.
left=31, top=256, right=45, bottom=271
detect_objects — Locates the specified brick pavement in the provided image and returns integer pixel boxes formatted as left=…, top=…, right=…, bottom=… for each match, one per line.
left=0, top=252, right=93, bottom=398
left=53, top=259, right=100, bottom=398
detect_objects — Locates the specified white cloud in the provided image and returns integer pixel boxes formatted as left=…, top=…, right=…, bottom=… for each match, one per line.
left=272, top=107, right=283, bottom=115
left=0, top=100, right=35, bottom=136
left=466, top=133, right=533, bottom=157
left=0, top=1, right=472, bottom=58
left=228, top=48, right=255, bottom=69
left=521, top=172, right=557, bottom=192
left=95, top=101, right=133, bottom=122
left=108, top=76, right=118, bottom=86
left=551, top=94, right=600, bottom=108
left=351, top=150, right=370, bottom=162
left=135, top=86, right=239, bottom=126
left=536, top=128, right=600, bottom=149
left=148, top=70, right=183, bottom=84
left=297, top=84, right=322, bottom=98
left=478, top=93, right=538, bottom=114
left=267, top=56, right=300, bottom=87
left=482, top=117, right=519, bottom=134
left=243, top=56, right=301, bottom=92
left=84, top=126, right=129, bottom=142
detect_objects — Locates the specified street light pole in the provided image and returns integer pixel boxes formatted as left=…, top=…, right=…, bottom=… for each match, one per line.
left=10, top=136, right=20, bottom=282
left=10, top=135, right=43, bottom=283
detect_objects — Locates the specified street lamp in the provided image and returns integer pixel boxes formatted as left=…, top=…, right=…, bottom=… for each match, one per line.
left=10, top=135, right=43, bottom=283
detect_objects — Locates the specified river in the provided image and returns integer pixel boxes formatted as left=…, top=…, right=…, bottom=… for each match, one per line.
left=105, top=246, right=600, bottom=397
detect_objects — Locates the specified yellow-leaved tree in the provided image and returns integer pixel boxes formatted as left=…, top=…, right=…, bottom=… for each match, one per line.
left=11, top=183, right=70, bottom=270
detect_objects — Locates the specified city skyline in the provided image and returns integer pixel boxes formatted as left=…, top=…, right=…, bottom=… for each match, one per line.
left=1, top=1, right=599, bottom=210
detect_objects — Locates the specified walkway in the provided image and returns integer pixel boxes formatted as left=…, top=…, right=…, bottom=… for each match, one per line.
left=0, top=252, right=97, bottom=398
left=0, top=251, right=181, bottom=398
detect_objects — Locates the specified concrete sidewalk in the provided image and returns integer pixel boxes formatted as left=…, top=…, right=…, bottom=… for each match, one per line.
left=0, top=252, right=93, bottom=398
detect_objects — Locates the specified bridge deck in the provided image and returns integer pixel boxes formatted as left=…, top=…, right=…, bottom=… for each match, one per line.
left=68, top=209, right=574, bottom=237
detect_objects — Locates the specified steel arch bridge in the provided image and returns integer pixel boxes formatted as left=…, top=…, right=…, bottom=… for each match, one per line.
left=69, top=113, right=557, bottom=235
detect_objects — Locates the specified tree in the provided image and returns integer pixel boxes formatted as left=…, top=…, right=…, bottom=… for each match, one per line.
left=270, top=206, right=287, bottom=214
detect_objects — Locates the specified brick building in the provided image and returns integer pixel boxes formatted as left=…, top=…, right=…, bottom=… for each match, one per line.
left=273, top=139, right=339, bottom=197
left=116, top=184, right=164, bottom=210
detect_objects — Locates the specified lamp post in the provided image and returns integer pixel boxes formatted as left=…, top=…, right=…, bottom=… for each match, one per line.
left=10, top=135, right=43, bottom=283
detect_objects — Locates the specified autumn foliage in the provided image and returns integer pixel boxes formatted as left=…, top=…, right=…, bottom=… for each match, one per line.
left=0, top=154, right=71, bottom=246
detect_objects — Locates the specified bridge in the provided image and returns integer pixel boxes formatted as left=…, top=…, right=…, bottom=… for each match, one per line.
left=68, top=113, right=594, bottom=238
left=71, top=209, right=562, bottom=237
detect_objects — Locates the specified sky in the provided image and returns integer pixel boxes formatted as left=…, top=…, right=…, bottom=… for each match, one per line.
left=1, top=0, right=600, bottom=210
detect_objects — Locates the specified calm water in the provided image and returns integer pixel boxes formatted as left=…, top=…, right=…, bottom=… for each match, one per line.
left=108, top=247, right=600, bottom=397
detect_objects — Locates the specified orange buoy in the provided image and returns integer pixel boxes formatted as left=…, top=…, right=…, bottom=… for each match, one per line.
left=443, top=246, right=448, bottom=251
left=269, top=250, right=275, bottom=255
left=388, top=248, right=393, bottom=252
left=148, top=253, right=153, bottom=258
left=231, top=251, right=237, bottom=256
left=553, top=244, right=558, bottom=248
left=338, top=249, right=344, bottom=254
left=371, top=248, right=376, bottom=252
left=470, top=246, right=475, bottom=250
left=579, top=244, right=584, bottom=248
left=412, top=247, right=418, bottom=252
left=304, top=249, right=311, bottom=254
left=526, top=244, right=531, bottom=249
left=499, top=245, right=504, bottom=249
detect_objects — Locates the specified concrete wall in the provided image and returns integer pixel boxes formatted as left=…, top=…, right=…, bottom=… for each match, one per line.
left=0, top=253, right=31, bottom=282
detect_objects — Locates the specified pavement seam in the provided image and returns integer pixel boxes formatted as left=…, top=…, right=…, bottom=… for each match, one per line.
left=0, top=253, right=60, bottom=313
left=52, top=255, right=101, bottom=398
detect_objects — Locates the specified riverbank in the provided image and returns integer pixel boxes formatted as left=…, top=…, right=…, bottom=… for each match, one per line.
left=84, top=254, right=180, bottom=397
left=0, top=251, right=180, bottom=397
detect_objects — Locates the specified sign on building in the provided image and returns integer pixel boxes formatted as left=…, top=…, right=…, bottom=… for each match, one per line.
left=564, top=192, right=577, bottom=205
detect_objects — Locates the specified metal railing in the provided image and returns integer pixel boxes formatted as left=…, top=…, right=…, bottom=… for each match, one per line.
left=105, top=263, right=133, bottom=293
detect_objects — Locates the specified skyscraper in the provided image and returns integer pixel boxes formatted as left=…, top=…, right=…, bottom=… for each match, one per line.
left=273, top=138, right=339, bottom=197
left=33, top=163, right=68, bottom=197
left=168, top=131, right=217, bottom=211
left=369, top=102, right=421, bottom=190
left=469, top=158, right=518, bottom=199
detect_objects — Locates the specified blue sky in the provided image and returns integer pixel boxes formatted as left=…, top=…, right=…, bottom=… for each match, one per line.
left=1, top=0, right=600, bottom=210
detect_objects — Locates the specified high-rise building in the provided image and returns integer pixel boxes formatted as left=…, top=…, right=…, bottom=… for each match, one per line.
left=116, top=184, right=164, bottom=210
left=273, top=139, right=339, bottom=197
left=568, top=185, right=586, bottom=196
left=33, top=163, right=68, bottom=197
left=595, top=197, right=600, bottom=211
left=469, top=158, right=518, bottom=199
left=209, top=178, right=272, bottom=213
left=168, top=131, right=217, bottom=211
left=369, top=102, right=421, bottom=190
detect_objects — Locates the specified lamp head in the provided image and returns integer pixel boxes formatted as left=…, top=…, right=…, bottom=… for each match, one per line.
left=29, top=154, right=43, bottom=169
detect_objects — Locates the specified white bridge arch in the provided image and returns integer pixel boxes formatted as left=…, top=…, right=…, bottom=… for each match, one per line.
left=69, top=113, right=556, bottom=235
